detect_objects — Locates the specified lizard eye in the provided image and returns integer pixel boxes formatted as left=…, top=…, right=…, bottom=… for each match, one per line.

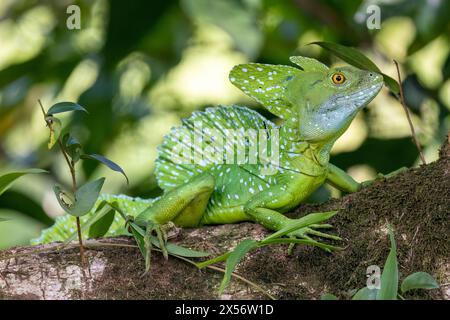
left=331, top=73, right=345, bottom=84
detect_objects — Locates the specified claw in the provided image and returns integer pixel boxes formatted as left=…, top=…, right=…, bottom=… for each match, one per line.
left=155, top=227, right=168, bottom=260
left=306, top=228, right=341, bottom=240
left=142, top=225, right=153, bottom=276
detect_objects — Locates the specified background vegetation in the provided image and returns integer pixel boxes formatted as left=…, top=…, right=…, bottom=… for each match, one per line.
left=0, top=0, right=449, bottom=249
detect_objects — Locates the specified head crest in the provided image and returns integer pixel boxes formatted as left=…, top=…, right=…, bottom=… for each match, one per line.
left=229, top=56, right=328, bottom=119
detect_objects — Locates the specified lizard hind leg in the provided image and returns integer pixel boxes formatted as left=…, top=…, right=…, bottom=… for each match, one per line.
left=133, top=173, right=215, bottom=273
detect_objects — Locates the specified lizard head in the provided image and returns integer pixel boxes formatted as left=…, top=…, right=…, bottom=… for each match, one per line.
left=230, top=56, right=383, bottom=143
left=286, top=63, right=384, bottom=142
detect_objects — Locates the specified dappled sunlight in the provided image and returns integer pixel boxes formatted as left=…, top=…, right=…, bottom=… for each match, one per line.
left=368, top=88, right=422, bottom=139
left=57, top=59, right=100, bottom=102
left=149, top=23, right=247, bottom=112
left=409, top=36, right=449, bottom=89
left=94, top=112, right=181, bottom=192
left=332, top=113, right=368, bottom=154
left=375, top=17, right=416, bottom=61
left=0, top=5, right=55, bottom=70
left=347, top=164, right=377, bottom=182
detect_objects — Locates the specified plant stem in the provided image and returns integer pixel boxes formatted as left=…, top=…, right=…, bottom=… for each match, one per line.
left=57, top=140, right=86, bottom=266
left=393, top=60, right=426, bottom=165
left=39, top=100, right=86, bottom=266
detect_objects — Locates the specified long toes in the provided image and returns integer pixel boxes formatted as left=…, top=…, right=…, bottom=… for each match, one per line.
left=297, top=233, right=313, bottom=241
left=309, top=223, right=333, bottom=229
left=307, top=229, right=341, bottom=241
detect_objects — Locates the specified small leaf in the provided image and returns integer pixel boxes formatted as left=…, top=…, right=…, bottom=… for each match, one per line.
left=263, top=211, right=337, bottom=241
left=81, top=154, right=129, bottom=184
left=219, top=239, right=258, bottom=295
left=0, top=169, right=47, bottom=196
left=88, top=209, right=115, bottom=238
left=47, top=102, right=87, bottom=115
left=52, top=185, right=73, bottom=213
left=377, top=227, right=399, bottom=300
left=310, top=41, right=400, bottom=95
left=163, top=242, right=210, bottom=258
left=46, top=116, right=62, bottom=149
left=352, top=287, right=379, bottom=300
left=311, top=42, right=380, bottom=72
left=69, top=178, right=105, bottom=217
left=382, top=74, right=400, bottom=96
left=63, top=134, right=82, bottom=163
left=321, top=293, right=338, bottom=300
left=129, top=223, right=147, bottom=258
left=401, top=272, right=439, bottom=293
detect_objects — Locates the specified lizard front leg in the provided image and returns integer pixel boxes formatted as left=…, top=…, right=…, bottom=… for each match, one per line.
left=326, top=163, right=361, bottom=193
left=327, top=163, right=408, bottom=192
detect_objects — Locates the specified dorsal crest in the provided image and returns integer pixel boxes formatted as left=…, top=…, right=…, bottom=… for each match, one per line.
left=289, top=56, right=329, bottom=73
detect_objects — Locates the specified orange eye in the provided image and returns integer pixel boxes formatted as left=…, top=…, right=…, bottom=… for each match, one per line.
left=332, top=73, right=345, bottom=84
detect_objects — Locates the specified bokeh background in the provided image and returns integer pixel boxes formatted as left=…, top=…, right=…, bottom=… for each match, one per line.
left=0, top=0, right=449, bottom=249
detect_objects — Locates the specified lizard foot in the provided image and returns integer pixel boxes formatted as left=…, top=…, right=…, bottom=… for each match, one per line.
left=289, top=224, right=341, bottom=241
left=361, top=166, right=408, bottom=188
left=141, top=221, right=178, bottom=276
left=285, top=223, right=340, bottom=254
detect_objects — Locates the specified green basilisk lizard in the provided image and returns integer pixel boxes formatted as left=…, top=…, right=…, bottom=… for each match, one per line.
left=34, top=56, right=385, bottom=267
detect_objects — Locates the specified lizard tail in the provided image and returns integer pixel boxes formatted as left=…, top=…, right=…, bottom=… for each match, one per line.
left=32, top=194, right=156, bottom=245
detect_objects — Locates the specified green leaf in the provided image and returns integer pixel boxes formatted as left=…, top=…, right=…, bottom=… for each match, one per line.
left=219, top=239, right=258, bottom=295
left=311, top=42, right=380, bottom=72
left=129, top=223, right=147, bottom=258
left=352, top=287, right=379, bottom=300
left=63, top=200, right=111, bottom=244
left=81, top=154, right=129, bottom=184
left=69, top=178, right=105, bottom=217
left=0, top=169, right=47, bottom=196
left=321, top=293, right=338, bottom=300
left=52, top=185, right=73, bottom=213
left=377, top=227, right=399, bottom=300
left=46, top=102, right=88, bottom=115
left=401, top=272, right=439, bottom=293
left=382, top=74, right=400, bottom=96
left=163, top=242, right=210, bottom=258
left=46, top=116, right=62, bottom=149
left=310, top=41, right=400, bottom=95
left=88, top=209, right=116, bottom=238
left=263, top=211, right=337, bottom=241
left=63, top=134, right=82, bottom=163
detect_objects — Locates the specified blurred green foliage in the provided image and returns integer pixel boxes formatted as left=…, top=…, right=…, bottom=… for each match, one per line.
left=0, top=0, right=449, bottom=249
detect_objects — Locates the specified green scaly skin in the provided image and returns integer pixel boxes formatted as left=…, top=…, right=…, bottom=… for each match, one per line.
left=34, top=56, right=384, bottom=259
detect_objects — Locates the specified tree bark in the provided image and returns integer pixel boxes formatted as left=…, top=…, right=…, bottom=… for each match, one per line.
left=1, top=138, right=449, bottom=300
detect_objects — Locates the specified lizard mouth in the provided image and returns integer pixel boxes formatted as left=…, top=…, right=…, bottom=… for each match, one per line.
left=336, top=82, right=383, bottom=107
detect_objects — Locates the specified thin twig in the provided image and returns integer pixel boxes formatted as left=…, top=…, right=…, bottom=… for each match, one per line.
left=393, top=60, right=426, bottom=165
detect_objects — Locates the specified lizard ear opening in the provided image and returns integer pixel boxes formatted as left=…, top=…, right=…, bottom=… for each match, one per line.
left=229, top=63, right=300, bottom=119
left=289, top=56, right=329, bottom=73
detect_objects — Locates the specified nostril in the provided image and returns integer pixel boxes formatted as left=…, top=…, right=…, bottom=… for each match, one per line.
left=369, top=73, right=373, bottom=77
